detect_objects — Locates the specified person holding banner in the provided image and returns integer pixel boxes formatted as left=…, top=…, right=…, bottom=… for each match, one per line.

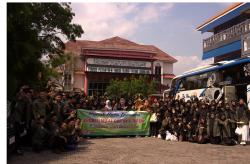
left=103, top=100, right=112, bottom=111
left=114, top=98, right=128, bottom=111
left=141, top=99, right=151, bottom=112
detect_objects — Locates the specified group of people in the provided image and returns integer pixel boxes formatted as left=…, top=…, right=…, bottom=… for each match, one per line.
left=141, top=97, right=250, bottom=146
left=8, top=86, right=84, bottom=154
left=8, top=85, right=250, bottom=156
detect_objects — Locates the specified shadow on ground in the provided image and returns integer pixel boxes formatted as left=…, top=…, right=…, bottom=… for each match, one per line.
left=7, top=139, right=94, bottom=164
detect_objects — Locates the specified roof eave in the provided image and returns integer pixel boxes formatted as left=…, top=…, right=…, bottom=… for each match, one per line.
left=196, top=2, right=245, bottom=32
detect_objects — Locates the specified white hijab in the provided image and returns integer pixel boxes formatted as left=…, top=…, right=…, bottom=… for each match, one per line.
left=105, top=100, right=112, bottom=111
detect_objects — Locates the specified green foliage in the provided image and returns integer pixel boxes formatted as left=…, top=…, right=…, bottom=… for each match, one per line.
left=7, top=3, right=83, bottom=99
left=106, top=75, right=156, bottom=99
left=50, top=53, right=72, bottom=68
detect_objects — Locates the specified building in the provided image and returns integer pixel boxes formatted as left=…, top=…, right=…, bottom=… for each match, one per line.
left=196, top=3, right=250, bottom=102
left=197, top=2, right=250, bottom=62
left=63, top=36, right=177, bottom=95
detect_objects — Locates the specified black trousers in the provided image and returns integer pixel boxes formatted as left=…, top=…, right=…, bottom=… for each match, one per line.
left=156, top=122, right=161, bottom=135
left=51, top=136, right=67, bottom=151
left=150, top=122, right=157, bottom=136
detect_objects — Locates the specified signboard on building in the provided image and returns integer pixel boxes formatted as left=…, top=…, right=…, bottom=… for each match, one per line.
left=87, top=58, right=152, bottom=68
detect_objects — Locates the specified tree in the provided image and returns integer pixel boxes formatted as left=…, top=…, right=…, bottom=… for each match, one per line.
left=7, top=3, right=83, bottom=99
left=105, top=79, right=122, bottom=100
left=106, top=75, right=157, bottom=99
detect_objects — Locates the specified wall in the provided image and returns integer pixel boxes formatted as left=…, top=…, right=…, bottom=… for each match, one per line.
left=163, top=78, right=172, bottom=87
left=163, top=62, right=173, bottom=74
left=73, top=74, right=85, bottom=91
left=74, top=56, right=85, bottom=70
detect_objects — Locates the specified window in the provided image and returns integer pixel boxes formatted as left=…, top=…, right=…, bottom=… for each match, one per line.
left=114, top=68, right=121, bottom=73
left=145, top=70, right=151, bottom=74
left=180, top=74, right=209, bottom=91
left=139, top=69, right=146, bottom=74
left=131, top=69, right=138, bottom=74
left=88, top=66, right=97, bottom=72
left=87, top=66, right=151, bottom=74
left=155, top=66, right=161, bottom=75
left=88, top=82, right=109, bottom=96
left=122, top=68, right=130, bottom=73
left=242, top=33, right=250, bottom=56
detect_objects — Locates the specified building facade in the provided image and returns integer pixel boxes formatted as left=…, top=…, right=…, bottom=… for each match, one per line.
left=63, top=36, right=177, bottom=95
left=197, top=2, right=250, bottom=62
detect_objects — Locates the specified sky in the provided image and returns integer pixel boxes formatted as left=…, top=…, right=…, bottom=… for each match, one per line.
left=70, top=3, right=234, bottom=75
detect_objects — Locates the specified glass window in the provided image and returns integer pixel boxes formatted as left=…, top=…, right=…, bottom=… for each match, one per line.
left=89, top=83, right=94, bottom=89
left=88, top=82, right=109, bottom=96
left=122, top=68, right=129, bottom=73
left=114, top=68, right=121, bottom=73
left=88, top=66, right=97, bottom=72
left=93, top=83, right=97, bottom=89
left=131, top=69, right=138, bottom=74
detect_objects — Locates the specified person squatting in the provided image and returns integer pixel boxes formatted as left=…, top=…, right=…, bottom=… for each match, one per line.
left=9, top=86, right=82, bottom=154
left=154, top=97, right=250, bottom=146
left=8, top=86, right=250, bottom=156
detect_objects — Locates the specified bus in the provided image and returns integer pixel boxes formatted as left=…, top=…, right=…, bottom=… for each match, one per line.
left=168, top=56, right=250, bottom=104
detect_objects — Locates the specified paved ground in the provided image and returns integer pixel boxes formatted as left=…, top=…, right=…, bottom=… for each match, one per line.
left=8, top=137, right=250, bottom=164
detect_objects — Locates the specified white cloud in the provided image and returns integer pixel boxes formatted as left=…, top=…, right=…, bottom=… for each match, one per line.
left=71, top=3, right=174, bottom=40
left=134, top=4, right=173, bottom=23
left=173, top=55, right=213, bottom=75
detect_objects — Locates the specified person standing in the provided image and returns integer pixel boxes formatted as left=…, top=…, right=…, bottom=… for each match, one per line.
left=236, top=99, right=249, bottom=145
left=115, top=98, right=128, bottom=111
left=51, top=93, right=65, bottom=124
left=103, top=100, right=112, bottom=111
left=32, top=89, right=49, bottom=121
left=11, top=86, right=32, bottom=154
left=150, top=98, right=159, bottom=137
left=31, top=116, right=49, bottom=152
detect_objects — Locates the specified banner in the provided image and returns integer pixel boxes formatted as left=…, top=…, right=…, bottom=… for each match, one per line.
left=77, top=109, right=150, bottom=136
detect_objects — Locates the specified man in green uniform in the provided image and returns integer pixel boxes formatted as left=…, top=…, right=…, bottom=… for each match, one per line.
left=32, top=89, right=49, bottom=121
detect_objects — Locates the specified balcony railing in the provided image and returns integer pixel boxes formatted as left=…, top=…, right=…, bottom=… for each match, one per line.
left=203, top=19, right=250, bottom=52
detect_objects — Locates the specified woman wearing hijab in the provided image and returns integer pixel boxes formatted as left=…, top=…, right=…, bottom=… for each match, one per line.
left=103, top=100, right=112, bottom=111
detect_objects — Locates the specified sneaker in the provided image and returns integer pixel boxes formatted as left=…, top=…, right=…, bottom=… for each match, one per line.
left=240, top=141, right=246, bottom=145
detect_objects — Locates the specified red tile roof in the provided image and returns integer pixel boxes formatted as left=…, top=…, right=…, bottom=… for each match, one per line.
left=162, top=74, right=175, bottom=79
left=196, top=3, right=243, bottom=30
left=65, top=36, right=177, bottom=63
